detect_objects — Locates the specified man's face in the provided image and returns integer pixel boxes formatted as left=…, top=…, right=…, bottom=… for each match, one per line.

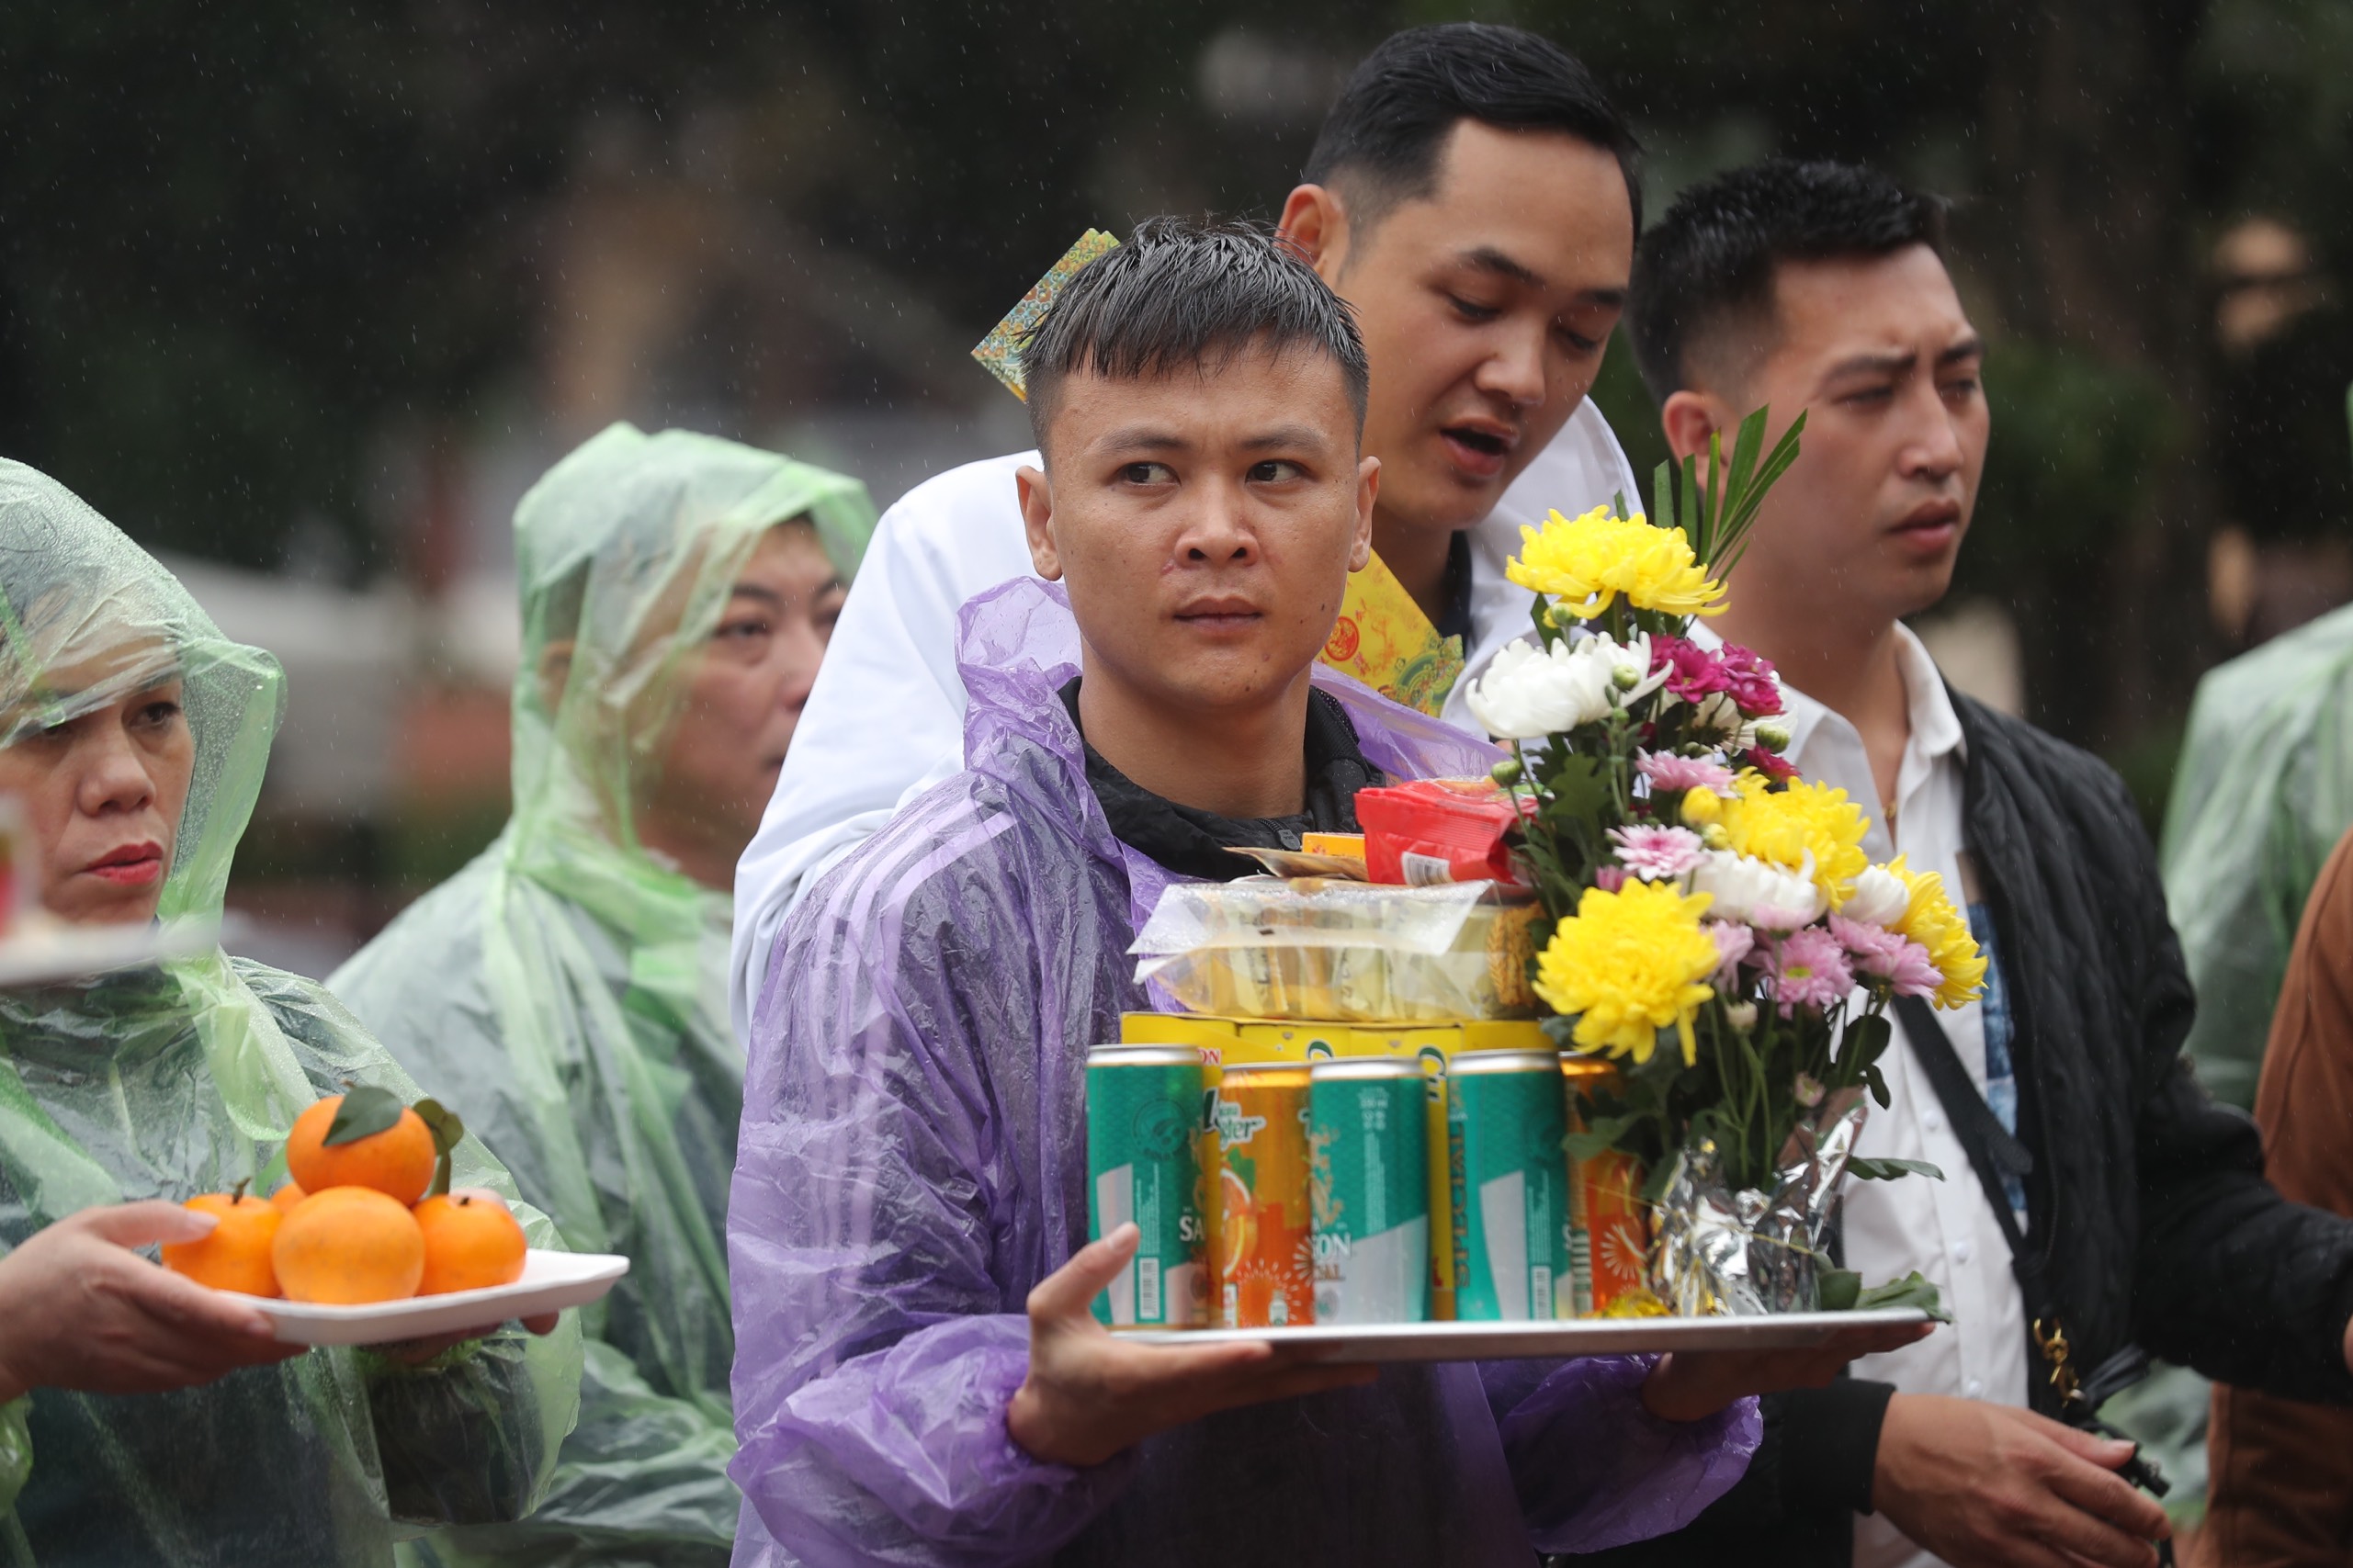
left=1717, top=245, right=1988, bottom=627
left=1301, top=121, right=1633, bottom=540
left=1018, top=344, right=1375, bottom=717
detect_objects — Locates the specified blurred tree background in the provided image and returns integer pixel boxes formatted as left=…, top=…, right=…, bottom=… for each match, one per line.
left=5, top=0, right=2351, bottom=865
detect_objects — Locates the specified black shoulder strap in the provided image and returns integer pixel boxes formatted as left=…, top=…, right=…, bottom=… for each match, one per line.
left=1891, top=993, right=2048, bottom=1320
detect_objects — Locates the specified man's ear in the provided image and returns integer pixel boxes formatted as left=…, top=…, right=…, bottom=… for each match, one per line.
left=1660, top=390, right=1732, bottom=467
left=1016, top=464, right=1063, bottom=581
left=1349, top=454, right=1379, bottom=572
left=1277, top=184, right=1349, bottom=284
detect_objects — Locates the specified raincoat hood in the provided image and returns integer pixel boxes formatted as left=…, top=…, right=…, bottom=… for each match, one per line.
left=727, top=577, right=1755, bottom=1568
left=332, top=424, right=876, bottom=1566
left=0, top=458, right=283, bottom=925
left=0, top=461, right=580, bottom=1565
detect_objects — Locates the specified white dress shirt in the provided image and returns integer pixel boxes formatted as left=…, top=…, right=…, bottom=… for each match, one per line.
left=728, top=400, right=1643, bottom=1035
left=1750, top=624, right=2028, bottom=1568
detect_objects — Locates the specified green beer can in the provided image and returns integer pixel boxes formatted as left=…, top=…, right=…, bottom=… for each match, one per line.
left=1310, top=1058, right=1431, bottom=1324
left=1085, top=1043, right=1208, bottom=1327
left=1448, top=1049, right=1573, bottom=1321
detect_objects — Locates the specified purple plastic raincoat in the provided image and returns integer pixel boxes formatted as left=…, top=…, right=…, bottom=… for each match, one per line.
left=730, top=579, right=1759, bottom=1567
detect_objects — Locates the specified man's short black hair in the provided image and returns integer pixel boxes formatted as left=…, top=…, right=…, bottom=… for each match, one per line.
left=1303, top=23, right=1641, bottom=242
left=1627, top=158, right=1948, bottom=402
left=1022, top=217, right=1369, bottom=450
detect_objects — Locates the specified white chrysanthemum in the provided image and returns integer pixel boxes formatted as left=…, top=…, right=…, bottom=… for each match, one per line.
left=1844, top=863, right=1911, bottom=927
left=1464, top=632, right=1659, bottom=741
left=1688, top=849, right=1826, bottom=931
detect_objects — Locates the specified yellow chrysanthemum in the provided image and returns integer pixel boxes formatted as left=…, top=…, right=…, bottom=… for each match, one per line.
left=1719, top=773, right=1870, bottom=911
left=1506, top=505, right=1728, bottom=620
left=1535, top=880, right=1719, bottom=1066
left=1884, top=854, right=1988, bottom=1009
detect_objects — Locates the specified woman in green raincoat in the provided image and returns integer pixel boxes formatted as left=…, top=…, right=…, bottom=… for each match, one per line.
left=0, top=460, right=583, bottom=1566
left=330, top=423, right=874, bottom=1566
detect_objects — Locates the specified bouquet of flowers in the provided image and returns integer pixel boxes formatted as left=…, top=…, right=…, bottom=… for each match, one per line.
left=1461, top=410, right=1984, bottom=1314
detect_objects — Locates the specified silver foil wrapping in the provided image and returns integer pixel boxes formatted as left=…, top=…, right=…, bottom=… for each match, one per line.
left=1652, top=1100, right=1868, bottom=1315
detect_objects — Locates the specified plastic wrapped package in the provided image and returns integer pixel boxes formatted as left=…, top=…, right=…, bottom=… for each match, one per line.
left=0, top=460, right=583, bottom=1566
left=1130, top=876, right=1539, bottom=1021
left=330, top=424, right=876, bottom=1568
left=729, top=577, right=1757, bottom=1568
left=2160, top=601, right=2353, bottom=1108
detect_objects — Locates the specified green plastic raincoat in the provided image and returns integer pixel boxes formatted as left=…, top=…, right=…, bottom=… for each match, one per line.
left=330, top=424, right=874, bottom=1567
left=2161, top=600, right=2353, bottom=1109
left=0, top=460, right=583, bottom=1566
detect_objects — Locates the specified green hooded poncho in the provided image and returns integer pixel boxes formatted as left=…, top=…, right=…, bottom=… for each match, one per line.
left=2160, top=599, right=2353, bottom=1107
left=0, top=460, right=583, bottom=1566
left=329, top=423, right=875, bottom=1567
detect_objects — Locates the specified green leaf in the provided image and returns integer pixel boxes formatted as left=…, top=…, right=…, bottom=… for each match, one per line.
left=1540, top=753, right=1612, bottom=833
left=1847, top=1156, right=1946, bottom=1182
left=1840, top=1011, right=1892, bottom=1070
left=1564, top=1111, right=1639, bottom=1161
left=1853, top=1270, right=1953, bottom=1323
left=1652, top=457, right=1675, bottom=531
left=413, top=1098, right=466, bottom=1157
left=1862, top=1059, right=1892, bottom=1110
left=323, top=1084, right=406, bottom=1147
left=1817, top=1267, right=1861, bottom=1312
left=1612, top=488, right=1631, bottom=521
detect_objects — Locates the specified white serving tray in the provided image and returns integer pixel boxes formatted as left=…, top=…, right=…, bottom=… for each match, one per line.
left=239, top=1249, right=629, bottom=1347
left=0, top=918, right=220, bottom=987
left=1123, top=1306, right=1929, bottom=1364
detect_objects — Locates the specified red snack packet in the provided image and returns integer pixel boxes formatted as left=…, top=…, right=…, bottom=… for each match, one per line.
left=1356, top=777, right=1532, bottom=887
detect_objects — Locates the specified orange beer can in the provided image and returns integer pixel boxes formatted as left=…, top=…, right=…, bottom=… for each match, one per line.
left=1559, top=1055, right=1650, bottom=1315
left=1214, top=1060, right=1316, bottom=1327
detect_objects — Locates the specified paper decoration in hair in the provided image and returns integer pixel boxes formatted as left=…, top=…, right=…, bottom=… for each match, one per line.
left=1319, top=551, right=1465, bottom=717
left=970, top=229, right=1122, bottom=400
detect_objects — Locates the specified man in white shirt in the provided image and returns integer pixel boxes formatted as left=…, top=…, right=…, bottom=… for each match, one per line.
left=1575, top=158, right=2353, bottom=1568
left=732, top=22, right=1645, bottom=1032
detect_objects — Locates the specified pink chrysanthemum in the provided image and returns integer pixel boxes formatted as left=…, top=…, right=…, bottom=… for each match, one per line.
left=1742, top=746, right=1800, bottom=784
left=1717, top=643, right=1783, bottom=716
left=1762, top=925, right=1855, bottom=1018
left=1830, top=914, right=1942, bottom=998
left=1637, top=750, right=1736, bottom=795
left=1593, top=864, right=1628, bottom=892
left=1609, top=824, right=1705, bottom=882
left=1707, top=919, right=1756, bottom=983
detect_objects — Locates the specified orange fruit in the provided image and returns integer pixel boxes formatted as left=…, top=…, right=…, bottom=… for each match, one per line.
left=285, top=1095, right=436, bottom=1205
left=1218, top=1168, right=1255, bottom=1279
left=272, top=1186, right=425, bottom=1303
left=413, top=1190, right=527, bottom=1295
left=269, top=1180, right=307, bottom=1215
left=163, top=1190, right=283, bottom=1297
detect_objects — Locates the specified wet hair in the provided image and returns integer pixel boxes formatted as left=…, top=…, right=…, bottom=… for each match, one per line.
left=1303, top=24, right=1641, bottom=243
left=1627, top=158, right=1948, bottom=401
left=1022, top=217, right=1370, bottom=449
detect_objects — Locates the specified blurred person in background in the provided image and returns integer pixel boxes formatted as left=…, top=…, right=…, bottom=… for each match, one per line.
left=2202, top=827, right=2353, bottom=1561
left=330, top=424, right=873, bottom=1567
left=0, top=459, right=579, bottom=1565
left=1568, top=157, right=2353, bottom=1568
left=2161, top=216, right=2353, bottom=1114
left=731, top=19, right=1649, bottom=1034
left=2194, top=821, right=2353, bottom=1565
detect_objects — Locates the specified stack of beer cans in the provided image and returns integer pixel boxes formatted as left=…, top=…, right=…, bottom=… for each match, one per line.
left=1085, top=1014, right=1649, bottom=1331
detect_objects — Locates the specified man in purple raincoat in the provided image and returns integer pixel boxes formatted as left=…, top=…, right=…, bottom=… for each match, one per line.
left=728, top=219, right=1908, bottom=1567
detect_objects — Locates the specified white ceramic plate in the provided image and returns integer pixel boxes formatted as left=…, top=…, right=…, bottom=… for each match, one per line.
left=1120, top=1306, right=1930, bottom=1364
left=240, top=1249, right=630, bottom=1347
left=0, top=919, right=220, bottom=987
